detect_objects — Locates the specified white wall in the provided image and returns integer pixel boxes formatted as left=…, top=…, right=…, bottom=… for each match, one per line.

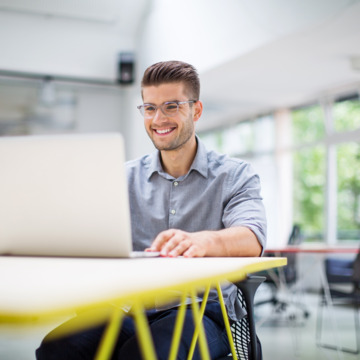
left=21, top=83, right=154, bottom=160
left=0, top=0, right=146, bottom=79
left=117, top=86, right=155, bottom=160
left=76, top=87, right=154, bottom=160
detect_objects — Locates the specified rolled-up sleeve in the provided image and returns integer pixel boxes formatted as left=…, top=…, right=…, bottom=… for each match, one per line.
left=222, top=161, right=267, bottom=253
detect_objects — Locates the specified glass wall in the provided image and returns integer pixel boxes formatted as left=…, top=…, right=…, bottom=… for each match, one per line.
left=292, top=145, right=326, bottom=241
left=291, top=104, right=326, bottom=241
left=337, top=142, right=360, bottom=240
left=333, top=95, right=360, bottom=132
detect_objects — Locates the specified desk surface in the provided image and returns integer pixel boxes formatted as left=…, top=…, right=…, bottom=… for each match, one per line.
left=0, top=256, right=286, bottom=322
left=265, top=244, right=359, bottom=254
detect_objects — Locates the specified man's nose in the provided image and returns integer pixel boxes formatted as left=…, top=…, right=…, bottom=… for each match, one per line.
left=152, top=107, right=166, bottom=122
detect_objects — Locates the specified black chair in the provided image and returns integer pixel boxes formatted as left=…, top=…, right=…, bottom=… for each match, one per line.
left=217, top=275, right=265, bottom=360
left=254, top=225, right=309, bottom=320
left=316, top=249, right=360, bottom=354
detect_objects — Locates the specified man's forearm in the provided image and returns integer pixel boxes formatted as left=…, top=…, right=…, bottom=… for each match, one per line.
left=204, top=226, right=262, bottom=257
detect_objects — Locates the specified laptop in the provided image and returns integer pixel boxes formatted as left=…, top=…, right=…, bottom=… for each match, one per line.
left=0, top=132, right=159, bottom=258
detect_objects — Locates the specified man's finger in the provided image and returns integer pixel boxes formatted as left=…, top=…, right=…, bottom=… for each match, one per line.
left=149, top=229, right=175, bottom=251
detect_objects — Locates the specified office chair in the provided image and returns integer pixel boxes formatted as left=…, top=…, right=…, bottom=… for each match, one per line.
left=217, top=275, right=265, bottom=360
left=254, top=225, right=309, bottom=320
left=316, top=249, right=360, bottom=354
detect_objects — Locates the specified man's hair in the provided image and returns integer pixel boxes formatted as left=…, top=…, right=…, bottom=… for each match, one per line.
left=141, top=60, right=200, bottom=100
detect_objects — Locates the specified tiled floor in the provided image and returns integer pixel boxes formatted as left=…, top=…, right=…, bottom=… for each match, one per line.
left=0, top=289, right=359, bottom=359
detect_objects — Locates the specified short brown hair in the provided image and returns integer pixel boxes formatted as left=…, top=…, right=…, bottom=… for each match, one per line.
left=141, top=60, right=200, bottom=100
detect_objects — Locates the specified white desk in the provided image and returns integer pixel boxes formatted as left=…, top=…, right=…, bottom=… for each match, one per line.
left=0, top=256, right=286, bottom=360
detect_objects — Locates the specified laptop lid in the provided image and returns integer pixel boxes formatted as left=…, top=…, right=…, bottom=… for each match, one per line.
left=0, top=133, right=134, bottom=257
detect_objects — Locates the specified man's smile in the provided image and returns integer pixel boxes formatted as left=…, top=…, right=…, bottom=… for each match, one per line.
left=153, top=127, right=176, bottom=135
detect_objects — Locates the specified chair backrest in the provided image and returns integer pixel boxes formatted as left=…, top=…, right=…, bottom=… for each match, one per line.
left=353, top=250, right=360, bottom=285
left=283, top=224, right=303, bottom=284
left=231, top=295, right=251, bottom=359
left=232, top=276, right=265, bottom=360
left=288, top=224, right=302, bottom=245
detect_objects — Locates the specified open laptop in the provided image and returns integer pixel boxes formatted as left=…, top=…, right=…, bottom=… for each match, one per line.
left=0, top=132, right=159, bottom=258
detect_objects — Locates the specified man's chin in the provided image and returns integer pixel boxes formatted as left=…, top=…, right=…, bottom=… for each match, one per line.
left=150, top=136, right=177, bottom=151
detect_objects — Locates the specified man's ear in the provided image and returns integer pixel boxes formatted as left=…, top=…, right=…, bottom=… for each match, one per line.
left=193, top=101, right=203, bottom=123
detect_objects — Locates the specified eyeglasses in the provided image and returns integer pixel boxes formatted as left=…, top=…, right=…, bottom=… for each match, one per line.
left=137, top=100, right=197, bottom=118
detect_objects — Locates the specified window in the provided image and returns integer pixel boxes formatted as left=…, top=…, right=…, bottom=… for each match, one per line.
left=291, top=104, right=326, bottom=241
left=293, top=146, right=326, bottom=241
left=292, top=104, right=325, bottom=144
left=337, top=142, right=360, bottom=241
left=333, top=95, right=360, bottom=132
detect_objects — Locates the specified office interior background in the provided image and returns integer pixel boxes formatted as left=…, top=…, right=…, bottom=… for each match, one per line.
left=1, top=0, right=360, bottom=359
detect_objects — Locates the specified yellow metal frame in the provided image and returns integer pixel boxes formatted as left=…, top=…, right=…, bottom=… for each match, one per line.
left=91, top=281, right=240, bottom=360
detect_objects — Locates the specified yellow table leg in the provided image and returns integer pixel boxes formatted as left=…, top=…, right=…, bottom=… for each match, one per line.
left=168, top=292, right=188, bottom=360
left=216, top=282, right=238, bottom=360
left=187, top=285, right=211, bottom=360
left=95, top=306, right=125, bottom=360
left=131, top=300, right=157, bottom=360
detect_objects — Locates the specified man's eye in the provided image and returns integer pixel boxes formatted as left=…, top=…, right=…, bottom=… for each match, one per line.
left=165, top=103, right=178, bottom=111
left=144, top=106, right=156, bottom=112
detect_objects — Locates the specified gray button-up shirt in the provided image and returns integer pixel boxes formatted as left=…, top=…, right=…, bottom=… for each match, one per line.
left=126, top=136, right=266, bottom=321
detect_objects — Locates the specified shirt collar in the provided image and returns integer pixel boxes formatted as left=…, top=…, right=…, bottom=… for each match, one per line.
left=145, top=135, right=208, bottom=180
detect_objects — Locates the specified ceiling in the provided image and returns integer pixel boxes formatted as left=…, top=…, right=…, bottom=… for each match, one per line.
left=0, top=0, right=145, bottom=28
left=199, top=1, right=360, bottom=131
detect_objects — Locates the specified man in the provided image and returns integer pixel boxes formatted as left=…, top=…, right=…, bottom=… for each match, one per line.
left=36, top=60, right=266, bottom=360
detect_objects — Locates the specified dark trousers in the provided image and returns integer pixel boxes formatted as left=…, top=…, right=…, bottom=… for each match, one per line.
left=36, top=302, right=230, bottom=360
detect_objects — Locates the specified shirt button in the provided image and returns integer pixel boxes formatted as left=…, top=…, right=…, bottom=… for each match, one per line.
left=170, top=209, right=176, bottom=215
left=173, top=181, right=179, bottom=187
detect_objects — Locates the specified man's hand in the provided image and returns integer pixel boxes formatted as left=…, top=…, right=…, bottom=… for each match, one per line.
left=146, top=229, right=209, bottom=258
left=146, top=226, right=262, bottom=258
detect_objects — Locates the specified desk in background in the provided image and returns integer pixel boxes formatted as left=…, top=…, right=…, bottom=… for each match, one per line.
left=265, top=244, right=359, bottom=255
left=264, top=244, right=359, bottom=299
left=263, top=244, right=359, bottom=304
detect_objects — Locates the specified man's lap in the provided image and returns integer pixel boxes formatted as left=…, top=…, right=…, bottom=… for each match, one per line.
left=36, top=302, right=230, bottom=360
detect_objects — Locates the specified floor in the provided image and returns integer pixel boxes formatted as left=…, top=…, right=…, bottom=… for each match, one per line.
left=254, top=285, right=359, bottom=360
left=0, top=288, right=359, bottom=360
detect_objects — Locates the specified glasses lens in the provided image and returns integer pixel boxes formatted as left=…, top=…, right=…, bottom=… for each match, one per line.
left=162, top=102, right=179, bottom=116
left=142, top=105, right=157, bottom=118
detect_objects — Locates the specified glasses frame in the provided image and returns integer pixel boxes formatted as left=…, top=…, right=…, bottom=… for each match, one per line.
left=137, top=100, right=197, bottom=118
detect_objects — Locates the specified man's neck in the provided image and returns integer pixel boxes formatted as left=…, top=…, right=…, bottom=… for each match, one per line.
left=160, top=137, right=197, bottom=178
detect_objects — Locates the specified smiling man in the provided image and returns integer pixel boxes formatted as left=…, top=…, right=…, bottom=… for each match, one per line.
left=131, top=61, right=264, bottom=260
left=36, top=61, right=266, bottom=360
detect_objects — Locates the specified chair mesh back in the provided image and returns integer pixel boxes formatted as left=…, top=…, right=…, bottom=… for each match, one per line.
left=231, top=289, right=251, bottom=359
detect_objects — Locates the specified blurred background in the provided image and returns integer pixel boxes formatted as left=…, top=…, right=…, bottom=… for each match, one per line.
left=0, top=1, right=360, bottom=358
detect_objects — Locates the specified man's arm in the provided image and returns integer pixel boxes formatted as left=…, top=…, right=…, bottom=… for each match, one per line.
left=147, top=226, right=262, bottom=258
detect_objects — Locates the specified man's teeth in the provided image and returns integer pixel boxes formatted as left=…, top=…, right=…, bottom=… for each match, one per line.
left=156, top=128, right=172, bottom=134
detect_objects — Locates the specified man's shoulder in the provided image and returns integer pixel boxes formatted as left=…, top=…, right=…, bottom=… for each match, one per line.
left=206, top=149, right=248, bottom=171
left=126, top=153, right=153, bottom=170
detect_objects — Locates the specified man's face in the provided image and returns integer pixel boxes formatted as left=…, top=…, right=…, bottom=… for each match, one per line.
left=142, top=82, right=201, bottom=151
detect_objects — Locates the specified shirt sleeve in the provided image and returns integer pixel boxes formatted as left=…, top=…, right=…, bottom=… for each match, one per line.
left=222, top=161, right=267, bottom=253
